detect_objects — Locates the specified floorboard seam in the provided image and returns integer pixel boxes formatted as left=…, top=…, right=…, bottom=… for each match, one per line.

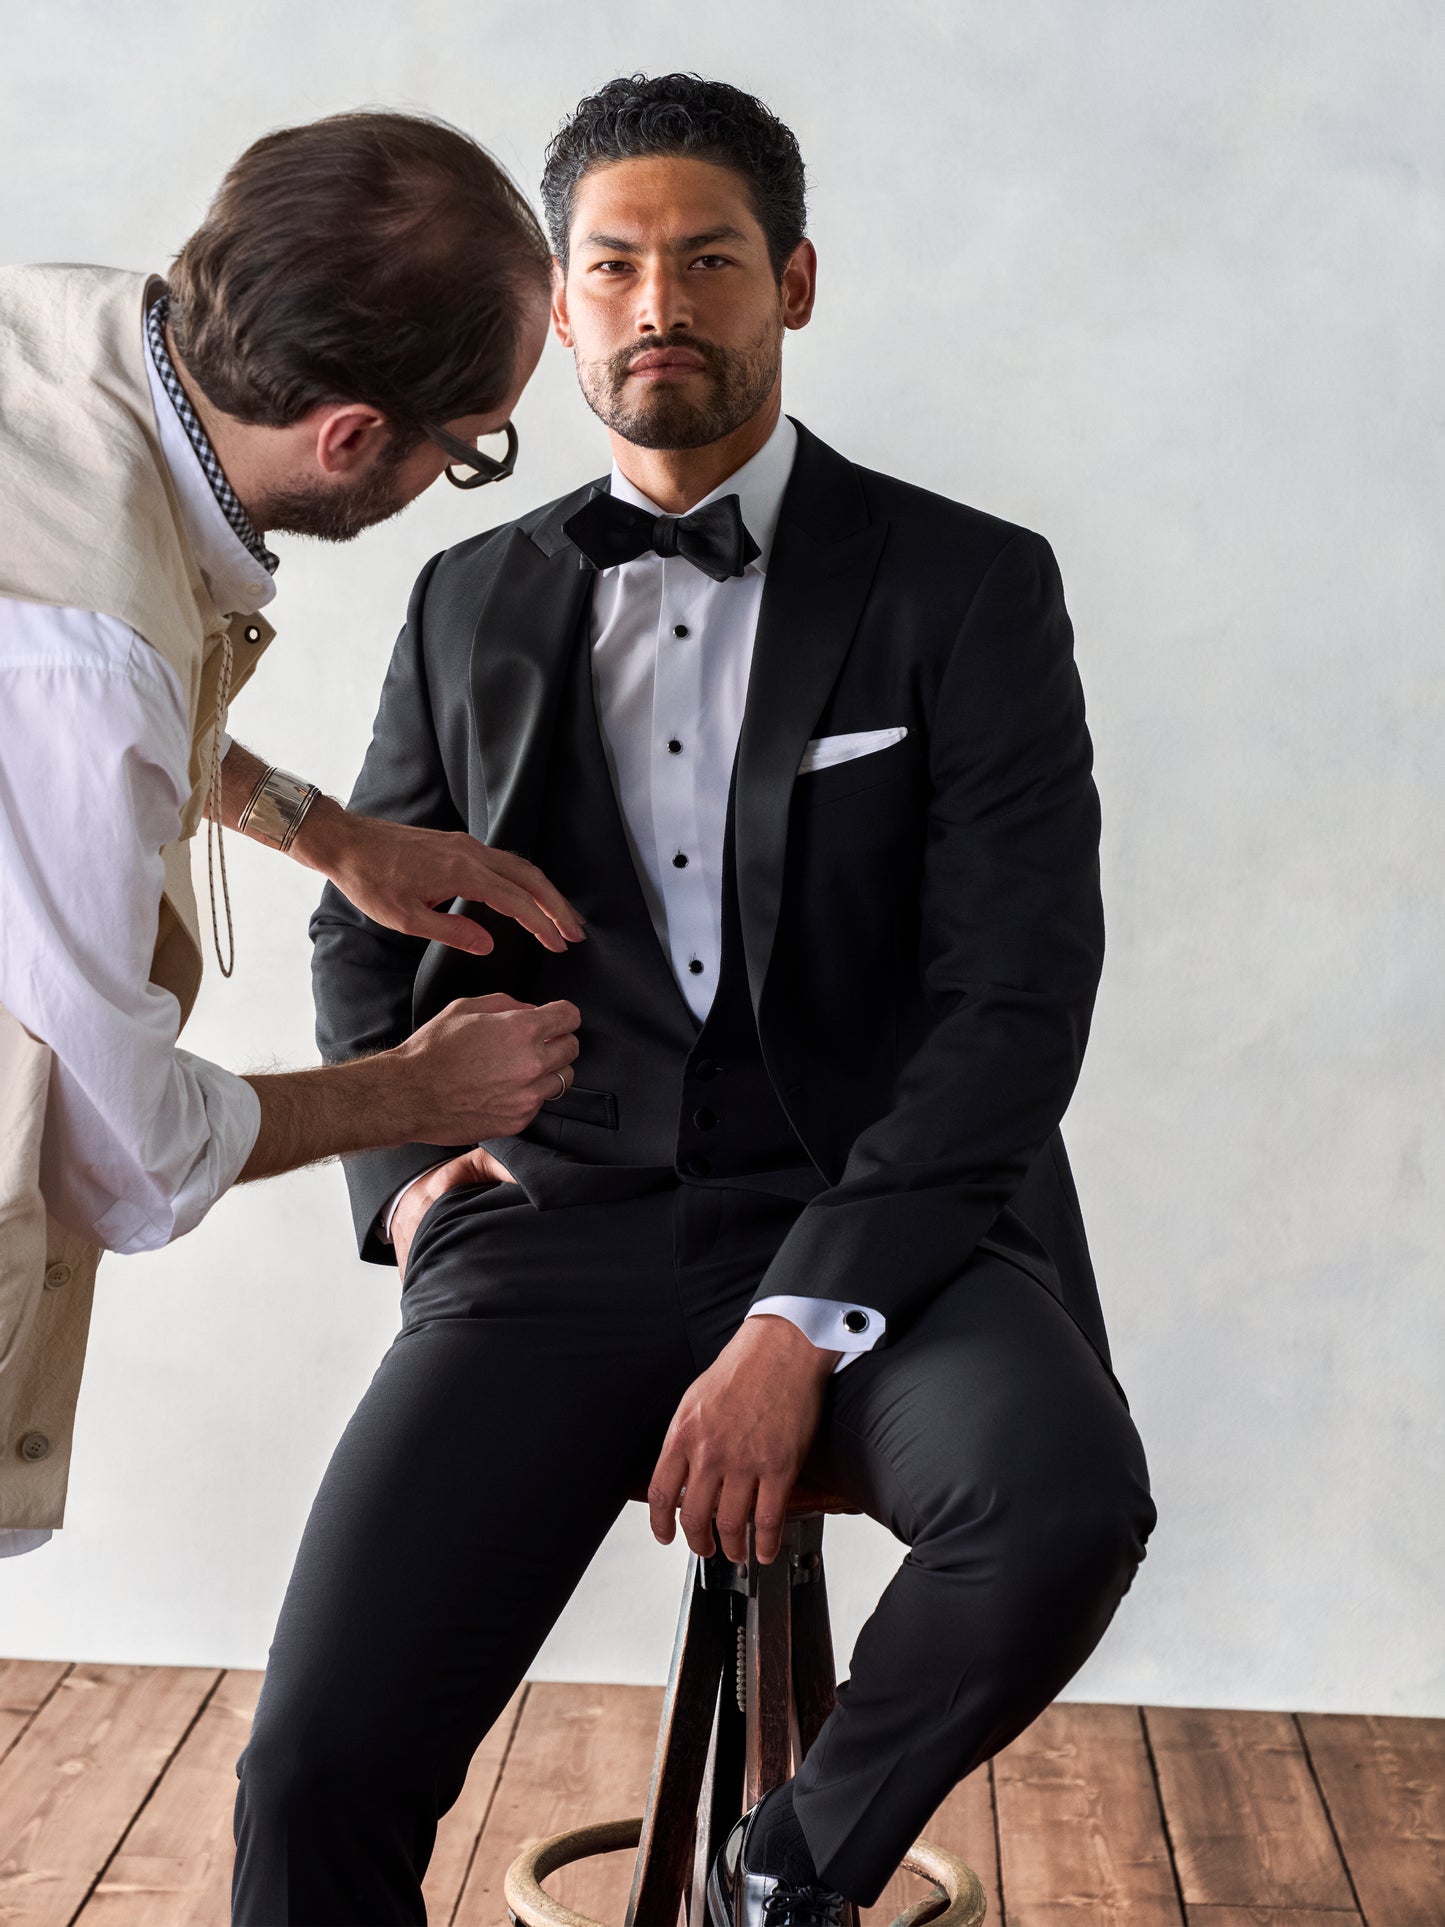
left=985, top=1757, right=1006, bottom=1927
left=447, top=1681, right=533, bottom=1927
left=1293, top=1711, right=1369, bottom=1927
left=0, top=1659, right=75, bottom=1771
left=64, top=1665, right=226, bottom=1927
left=1137, top=1704, right=1189, bottom=1925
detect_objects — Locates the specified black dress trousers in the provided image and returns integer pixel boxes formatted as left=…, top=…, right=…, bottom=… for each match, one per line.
left=232, top=1180, right=1156, bottom=1923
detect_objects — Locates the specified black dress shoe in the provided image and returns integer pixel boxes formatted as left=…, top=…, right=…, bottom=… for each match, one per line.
left=706, top=1799, right=847, bottom=1927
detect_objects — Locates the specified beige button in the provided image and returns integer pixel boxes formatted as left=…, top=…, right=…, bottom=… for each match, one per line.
left=19, top=1433, right=51, bottom=1462
left=44, top=1262, right=71, bottom=1290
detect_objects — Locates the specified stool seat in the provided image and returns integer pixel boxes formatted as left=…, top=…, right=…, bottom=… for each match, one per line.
left=627, top=1480, right=860, bottom=1519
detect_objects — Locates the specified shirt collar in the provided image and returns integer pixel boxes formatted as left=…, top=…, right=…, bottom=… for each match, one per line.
left=606, top=411, right=799, bottom=576
left=142, top=303, right=278, bottom=617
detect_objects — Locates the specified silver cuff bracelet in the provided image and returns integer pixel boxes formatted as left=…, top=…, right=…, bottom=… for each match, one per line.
left=237, top=765, right=322, bottom=853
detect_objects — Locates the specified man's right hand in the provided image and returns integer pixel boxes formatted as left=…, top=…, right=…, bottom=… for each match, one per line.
left=394, top=993, right=580, bottom=1145
left=238, top=993, right=580, bottom=1187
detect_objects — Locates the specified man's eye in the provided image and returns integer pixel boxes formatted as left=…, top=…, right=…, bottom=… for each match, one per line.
left=592, top=259, right=633, bottom=274
left=692, top=255, right=730, bottom=270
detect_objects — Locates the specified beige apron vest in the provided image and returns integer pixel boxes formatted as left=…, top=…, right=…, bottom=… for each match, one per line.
left=0, top=264, right=275, bottom=1529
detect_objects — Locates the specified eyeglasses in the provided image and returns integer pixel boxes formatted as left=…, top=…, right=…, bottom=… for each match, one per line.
left=428, top=419, right=519, bottom=490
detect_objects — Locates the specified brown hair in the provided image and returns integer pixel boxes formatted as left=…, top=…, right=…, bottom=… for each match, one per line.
left=168, top=109, right=550, bottom=437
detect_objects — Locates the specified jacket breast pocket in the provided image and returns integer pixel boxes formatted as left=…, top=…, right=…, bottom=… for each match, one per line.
left=793, top=736, right=915, bottom=809
left=541, top=1084, right=619, bottom=1129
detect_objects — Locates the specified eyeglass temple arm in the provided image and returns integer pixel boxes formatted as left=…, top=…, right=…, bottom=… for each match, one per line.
left=434, top=418, right=518, bottom=488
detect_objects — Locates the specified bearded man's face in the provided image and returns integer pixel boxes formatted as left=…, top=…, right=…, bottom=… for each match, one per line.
left=557, top=154, right=797, bottom=454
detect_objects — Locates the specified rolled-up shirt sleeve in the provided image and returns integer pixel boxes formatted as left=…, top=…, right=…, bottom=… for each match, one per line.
left=0, top=599, right=260, bottom=1254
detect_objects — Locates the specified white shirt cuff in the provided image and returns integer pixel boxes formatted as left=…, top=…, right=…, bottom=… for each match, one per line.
left=90, top=1051, right=262, bottom=1255
left=745, top=1295, right=886, bottom=1373
left=0, top=1529, right=54, bottom=1558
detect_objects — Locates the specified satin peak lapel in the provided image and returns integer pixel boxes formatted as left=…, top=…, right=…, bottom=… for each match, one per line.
left=734, top=425, right=888, bottom=1010
left=467, top=519, right=594, bottom=856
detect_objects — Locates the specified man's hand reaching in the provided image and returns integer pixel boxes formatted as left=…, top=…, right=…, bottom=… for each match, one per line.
left=295, top=805, right=586, bottom=955
left=216, top=740, right=585, bottom=954
left=238, top=994, right=578, bottom=1186
left=648, top=1315, right=842, bottom=1567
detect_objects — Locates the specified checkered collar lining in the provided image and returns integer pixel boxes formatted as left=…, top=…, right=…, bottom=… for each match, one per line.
left=145, top=294, right=279, bottom=578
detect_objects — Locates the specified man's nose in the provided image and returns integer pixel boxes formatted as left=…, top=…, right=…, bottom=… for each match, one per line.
left=633, top=260, right=692, bottom=337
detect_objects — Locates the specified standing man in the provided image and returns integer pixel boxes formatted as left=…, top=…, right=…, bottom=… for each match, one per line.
left=0, top=110, right=584, bottom=1556
left=236, top=76, right=1157, bottom=1925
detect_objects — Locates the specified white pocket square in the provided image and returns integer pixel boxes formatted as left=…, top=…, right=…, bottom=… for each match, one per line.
left=798, top=727, right=908, bottom=775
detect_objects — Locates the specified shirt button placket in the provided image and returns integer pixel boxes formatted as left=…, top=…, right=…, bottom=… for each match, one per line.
left=657, top=567, right=714, bottom=1007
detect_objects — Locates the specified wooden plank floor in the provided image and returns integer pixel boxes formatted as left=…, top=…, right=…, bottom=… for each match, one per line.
left=0, top=1663, right=1440, bottom=1926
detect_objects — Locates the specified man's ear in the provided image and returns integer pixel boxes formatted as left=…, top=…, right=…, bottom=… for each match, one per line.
left=782, top=238, right=818, bottom=332
left=313, top=404, right=392, bottom=477
left=550, top=256, right=573, bottom=349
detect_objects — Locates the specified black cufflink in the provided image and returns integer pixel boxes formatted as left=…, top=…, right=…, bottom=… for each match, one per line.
left=843, top=1309, right=869, bottom=1334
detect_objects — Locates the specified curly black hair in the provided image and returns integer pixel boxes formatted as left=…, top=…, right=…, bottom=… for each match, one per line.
left=541, top=73, right=807, bottom=279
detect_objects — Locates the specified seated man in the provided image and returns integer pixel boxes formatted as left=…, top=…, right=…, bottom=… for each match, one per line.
left=233, top=73, right=1158, bottom=1927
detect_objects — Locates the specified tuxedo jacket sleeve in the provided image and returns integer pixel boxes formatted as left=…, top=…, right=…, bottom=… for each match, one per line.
left=752, top=525, right=1106, bottom=1340
left=310, top=550, right=478, bottom=1256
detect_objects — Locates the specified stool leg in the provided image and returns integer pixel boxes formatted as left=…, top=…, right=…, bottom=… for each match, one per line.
left=789, top=1526, right=837, bottom=1759
left=744, top=1527, right=794, bottom=1809
left=688, top=1608, right=747, bottom=1924
left=627, top=1554, right=731, bottom=1927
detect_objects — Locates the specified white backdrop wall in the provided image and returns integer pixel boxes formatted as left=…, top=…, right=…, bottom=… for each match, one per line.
left=1, top=0, right=1440, bottom=1717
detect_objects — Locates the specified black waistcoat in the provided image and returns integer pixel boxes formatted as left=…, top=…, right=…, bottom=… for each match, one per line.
left=491, top=613, right=823, bottom=1203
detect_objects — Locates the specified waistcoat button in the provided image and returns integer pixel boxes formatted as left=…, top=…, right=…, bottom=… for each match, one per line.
left=19, top=1433, right=51, bottom=1462
left=693, top=1059, right=719, bottom=1081
left=44, top=1263, right=72, bottom=1290
left=693, top=1108, right=718, bottom=1131
left=681, top=1154, right=712, bottom=1178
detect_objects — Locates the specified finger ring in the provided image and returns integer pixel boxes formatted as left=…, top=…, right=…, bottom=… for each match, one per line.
left=552, top=1071, right=567, bottom=1099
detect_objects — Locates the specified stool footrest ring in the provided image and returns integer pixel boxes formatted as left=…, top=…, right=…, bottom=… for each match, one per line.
left=504, top=1819, right=987, bottom=1927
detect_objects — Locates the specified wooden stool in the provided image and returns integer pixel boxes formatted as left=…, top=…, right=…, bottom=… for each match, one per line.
left=505, top=1485, right=986, bottom=1927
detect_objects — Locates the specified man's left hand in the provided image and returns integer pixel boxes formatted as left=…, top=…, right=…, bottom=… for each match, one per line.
left=648, top=1315, right=841, bottom=1567
left=391, top=1143, right=518, bottom=1281
left=294, top=801, right=586, bottom=954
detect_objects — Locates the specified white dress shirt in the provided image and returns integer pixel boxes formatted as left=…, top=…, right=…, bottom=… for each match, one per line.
left=589, top=434, right=779, bottom=1018
left=0, top=318, right=268, bottom=1555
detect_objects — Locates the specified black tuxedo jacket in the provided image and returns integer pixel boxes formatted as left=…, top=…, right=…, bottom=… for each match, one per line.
left=311, top=419, right=1114, bottom=1374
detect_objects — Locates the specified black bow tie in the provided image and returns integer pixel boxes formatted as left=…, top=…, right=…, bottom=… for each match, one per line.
left=562, top=489, right=761, bottom=583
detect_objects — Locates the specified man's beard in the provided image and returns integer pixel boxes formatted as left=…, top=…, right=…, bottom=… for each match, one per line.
left=256, top=438, right=418, bottom=543
left=577, top=324, right=781, bottom=451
